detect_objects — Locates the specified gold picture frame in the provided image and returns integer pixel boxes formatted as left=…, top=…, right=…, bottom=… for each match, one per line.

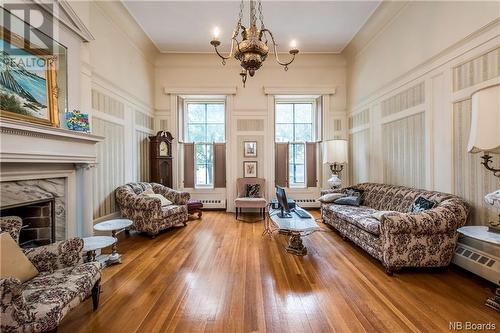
left=0, top=27, right=59, bottom=127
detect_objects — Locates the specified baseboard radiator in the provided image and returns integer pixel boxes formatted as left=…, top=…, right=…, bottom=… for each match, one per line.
left=452, top=242, right=500, bottom=285
left=293, top=198, right=320, bottom=208
left=199, top=199, right=226, bottom=209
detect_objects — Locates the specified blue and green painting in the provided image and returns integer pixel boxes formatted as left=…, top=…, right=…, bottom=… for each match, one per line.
left=0, top=39, right=48, bottom=120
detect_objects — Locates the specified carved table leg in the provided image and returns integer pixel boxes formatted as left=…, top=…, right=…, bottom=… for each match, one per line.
left=286, top=233, right=307, bottom=256
left=485, top=287, right=500, bottom=312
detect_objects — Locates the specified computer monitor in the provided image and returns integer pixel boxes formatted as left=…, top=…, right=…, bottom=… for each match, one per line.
left=276, top=186, right=292, bottom=218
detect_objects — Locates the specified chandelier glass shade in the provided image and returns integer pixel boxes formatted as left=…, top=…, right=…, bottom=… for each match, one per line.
left=210, top=0, right=299, bottom=86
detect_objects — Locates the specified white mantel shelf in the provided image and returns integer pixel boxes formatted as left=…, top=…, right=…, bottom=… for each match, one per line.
left=0, top=118, right=104, bottom=164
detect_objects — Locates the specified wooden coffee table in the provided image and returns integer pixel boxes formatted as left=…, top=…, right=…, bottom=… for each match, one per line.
left=263, top=207, right=320, bottom=256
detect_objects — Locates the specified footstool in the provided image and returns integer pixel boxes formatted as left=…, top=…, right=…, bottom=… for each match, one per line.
left=187, top=199, right=203, bottom=219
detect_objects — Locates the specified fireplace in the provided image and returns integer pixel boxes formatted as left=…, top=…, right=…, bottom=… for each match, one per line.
left=1, top=198, right=56, bottom=248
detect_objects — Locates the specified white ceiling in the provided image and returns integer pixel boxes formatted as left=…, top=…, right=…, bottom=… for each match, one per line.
left=123, top=1, right=381, bottom=53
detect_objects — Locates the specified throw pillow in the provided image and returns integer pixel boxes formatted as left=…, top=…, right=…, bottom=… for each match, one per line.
left=371, top=210, right=398, bottom=220
left=146, top=193, right=173, bottom=207
left=246, top=184, right=261, bottom=198
left=141, top=188, right=155, bottom=196
left=0, top=233, right=39, bottom=283
left=333, top=195, right=362, bottom=206
left=318, top=193, right=346, bottom=203
left=408, top=196, right=437, bottom=213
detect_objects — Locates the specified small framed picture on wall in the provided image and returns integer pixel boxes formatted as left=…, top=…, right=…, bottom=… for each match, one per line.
left=243, top=161, right=258, bottom=178
left=243, top=141, right=257, bottom=157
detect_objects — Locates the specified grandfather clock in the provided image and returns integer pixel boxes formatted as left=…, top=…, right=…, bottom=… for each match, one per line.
left=149, top=131, right=173, bottom=188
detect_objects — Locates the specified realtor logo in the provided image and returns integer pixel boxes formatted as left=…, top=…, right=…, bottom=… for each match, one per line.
left=2, top=3, right=54, bottom=54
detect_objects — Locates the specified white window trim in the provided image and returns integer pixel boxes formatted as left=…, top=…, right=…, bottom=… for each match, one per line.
left=183, top=98, right=226, bottom=189
left=274, top=98, right=318, bottom=188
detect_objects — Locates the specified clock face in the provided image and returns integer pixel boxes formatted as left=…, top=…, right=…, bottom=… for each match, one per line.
left=159, top=141, right=168, bottom=156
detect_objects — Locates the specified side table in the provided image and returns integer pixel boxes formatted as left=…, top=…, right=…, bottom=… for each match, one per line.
left=187, top=199, right=203, bottom=219
left=457, top=226, right=500, bottom=312
left=83, top=236, right=116, bottom=264
left=94, top=219, right=133, bottom=265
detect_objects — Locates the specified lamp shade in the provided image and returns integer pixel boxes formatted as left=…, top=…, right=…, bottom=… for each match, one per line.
left=323, top=139, right=348, bottom=164
left=467, top=85, right=500, bottom=154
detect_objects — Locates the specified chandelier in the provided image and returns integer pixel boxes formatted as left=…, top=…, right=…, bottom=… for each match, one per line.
left=210, top=0, right=299, bottom=86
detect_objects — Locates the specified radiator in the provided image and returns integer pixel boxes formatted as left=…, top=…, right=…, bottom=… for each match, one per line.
left=293, top=198, right=320, bottom=208
left=452, top=242, right=500, bottom=285
left=199, top=199, right=226, bottom=209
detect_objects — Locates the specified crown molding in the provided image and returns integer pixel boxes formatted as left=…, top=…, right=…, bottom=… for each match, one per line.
left=263, top=87, right=336, bottom=95
left=164, top=87, right=238, bottom=95
left=32, top=0, right=94, bottom=42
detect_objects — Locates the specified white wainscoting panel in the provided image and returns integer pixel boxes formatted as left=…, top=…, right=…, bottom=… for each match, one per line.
left=136, top=130, right=150, bottom=182
left=453, top=100, right=498, bottom=226
left=92, top=117, right=125, bottom=219
left=381, top=112, right=425, bottom=188
left=350, top=129, right=370, bottom=184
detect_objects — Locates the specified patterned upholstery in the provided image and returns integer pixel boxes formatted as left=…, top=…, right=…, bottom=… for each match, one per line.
left=0, top=216, right=23, bottom=244
left=321, top=183, right=470, bottom=272
left=115, top=182, right=190, bottom=236
left=0, top=235, right=101, bottom=333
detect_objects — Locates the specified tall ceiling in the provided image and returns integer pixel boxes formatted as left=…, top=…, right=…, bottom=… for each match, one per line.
left=123, top=1, right=381, bottom=53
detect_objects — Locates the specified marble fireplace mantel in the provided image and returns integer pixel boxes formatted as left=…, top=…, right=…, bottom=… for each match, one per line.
left=0, top=118, right=104, bottom=238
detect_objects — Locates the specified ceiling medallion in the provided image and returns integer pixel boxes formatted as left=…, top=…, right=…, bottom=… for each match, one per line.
left=210, top=0, right=299, bottom=87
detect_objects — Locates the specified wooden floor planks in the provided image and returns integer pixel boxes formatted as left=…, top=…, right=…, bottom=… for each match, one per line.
left=59, top=210, right=499, bottom=333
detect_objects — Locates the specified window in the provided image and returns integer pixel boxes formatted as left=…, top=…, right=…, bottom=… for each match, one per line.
left=185, top=101, right=225, bottom=187
left=275, top=102, right=314, bottom=186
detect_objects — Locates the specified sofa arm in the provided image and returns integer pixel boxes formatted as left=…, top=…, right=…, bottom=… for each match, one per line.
left=381, top=198, right=469, bottom=235
left=24, top=238, right=84, bottom=273
left=0, top=277, right=29, bottom=331
left=0, top=216, right=23, bottom=244
left=152, top=184, right=190, bottom=205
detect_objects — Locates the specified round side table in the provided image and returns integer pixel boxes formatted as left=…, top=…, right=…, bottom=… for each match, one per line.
left=94, top=219, right=133, bottom=265
left=83, top=236, right=116, bottom=263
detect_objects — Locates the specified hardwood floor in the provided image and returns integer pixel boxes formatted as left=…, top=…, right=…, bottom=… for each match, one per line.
left=59, top=211, right=498, bottom=333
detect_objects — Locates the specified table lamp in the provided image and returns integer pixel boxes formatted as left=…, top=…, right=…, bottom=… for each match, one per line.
left=323, top=139, right=348, bottom=189
left=467, top=84, right=500, bottom=233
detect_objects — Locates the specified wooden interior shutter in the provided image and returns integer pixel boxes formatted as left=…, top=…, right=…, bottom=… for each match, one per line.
left=275, top=142, right=289, bottom=187
left=183, top=143, right=194, bottom=188
left=306, top=142, right=317, bottom=188
left=214, top=143, right=226, bottom=188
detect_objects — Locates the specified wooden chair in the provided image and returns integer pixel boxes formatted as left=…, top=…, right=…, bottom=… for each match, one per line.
left=234, top=178, right=267, bottom=221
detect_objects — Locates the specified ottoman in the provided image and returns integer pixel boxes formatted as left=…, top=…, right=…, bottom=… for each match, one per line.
left=187, top=199, right=203, bottom=219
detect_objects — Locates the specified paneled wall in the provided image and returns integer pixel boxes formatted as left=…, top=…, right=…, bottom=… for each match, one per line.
left=349, top=129, right=370, bottom=185
left=452, top=48, right=499, bottom=225
left=382, top=112, right=425, bottom=188
left=347, top=13, right=499, bottom=227
left=91, top=85, right=154, bottom=220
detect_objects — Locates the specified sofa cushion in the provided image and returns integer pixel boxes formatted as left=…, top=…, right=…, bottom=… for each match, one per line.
left=0, top=233, right=39, bottom=283
left=334, top=195, right=362, bottom=206
left=21, top=262, right=100, bottom=331
left=318, top=193, right=345, bottom=203
left=325, top=204, right=380, bottom=235
left=246, top=184, right=261, bottom=198
left=234, top=197, right=267, bottom=208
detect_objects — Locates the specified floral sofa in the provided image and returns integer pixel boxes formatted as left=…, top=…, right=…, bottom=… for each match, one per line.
left=321, top=183, right=470, bottom=274
left=0, top=216, right=101, bottom=333
left=115, top=182, right=190, bottom=237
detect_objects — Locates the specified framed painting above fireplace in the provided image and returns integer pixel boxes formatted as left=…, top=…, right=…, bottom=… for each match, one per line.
left=0, top=8, right=67, bottom=127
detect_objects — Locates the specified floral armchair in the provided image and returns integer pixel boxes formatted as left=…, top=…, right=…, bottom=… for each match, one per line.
left=0, top=217, right=101, bottom=333
left=115, top=182, right=190, bottom=237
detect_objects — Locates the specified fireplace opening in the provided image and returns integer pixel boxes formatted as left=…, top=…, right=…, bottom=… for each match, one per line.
left=1, top=198, right=56, bottom=248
